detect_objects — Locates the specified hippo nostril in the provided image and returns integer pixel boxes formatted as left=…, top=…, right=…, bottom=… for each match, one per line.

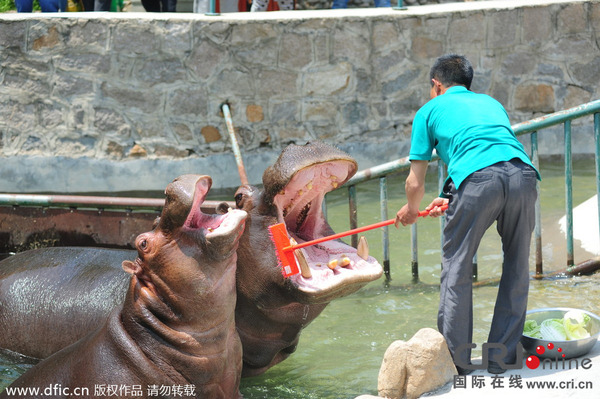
left=216, top=202, right=231, bottom=215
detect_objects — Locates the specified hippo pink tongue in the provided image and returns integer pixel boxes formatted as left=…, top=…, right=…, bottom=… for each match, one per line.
left=184, top=179, right=247, bottom=243
left=272, top=162, right=382, bottom=300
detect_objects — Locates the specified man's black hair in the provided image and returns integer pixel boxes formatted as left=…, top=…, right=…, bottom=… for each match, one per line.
left=429, top=54, right=474, bottom=90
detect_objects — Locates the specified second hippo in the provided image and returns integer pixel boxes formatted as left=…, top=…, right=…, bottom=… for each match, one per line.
left=0, top=174, right=247, bottom=398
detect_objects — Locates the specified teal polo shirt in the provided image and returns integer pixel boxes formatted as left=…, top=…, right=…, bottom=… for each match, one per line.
left=409, top=86, right=540, bottom=192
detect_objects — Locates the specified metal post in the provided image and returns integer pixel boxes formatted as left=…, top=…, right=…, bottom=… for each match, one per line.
left=411, top=223, right=418, bottom=282
left=437, top=161, right=446, bottom=270
left=221, top=103, right=249, bottom=186
left=531, top=131, right=543, bottom=277
left=393, top=0, right=406, bottom=10
left=380, top=177, right=391, bottom=282
left=206, top=0, right=219, bottom=15
left=595, top=113, right=600, bottom=249
left=348, top=185, right=358, bottom=248
left=564, top=120, right=574, bottom=266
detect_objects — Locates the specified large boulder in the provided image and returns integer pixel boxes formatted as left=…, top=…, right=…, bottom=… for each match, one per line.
left=378, top=328, right=456, bottom=399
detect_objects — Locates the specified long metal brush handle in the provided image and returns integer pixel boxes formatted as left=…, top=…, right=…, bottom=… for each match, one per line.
left=283, top=204, right=448, bottom=252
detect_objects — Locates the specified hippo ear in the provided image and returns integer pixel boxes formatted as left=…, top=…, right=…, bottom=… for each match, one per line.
left=122, top=260, right=140, bottom=275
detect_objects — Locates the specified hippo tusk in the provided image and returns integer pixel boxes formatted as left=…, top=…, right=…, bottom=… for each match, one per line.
left=357, top=236, right=369, bottom=260
left=294, top=249, right=312, bottom=279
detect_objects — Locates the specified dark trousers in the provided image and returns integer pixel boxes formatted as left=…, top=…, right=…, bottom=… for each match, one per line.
left=142, top=0, right=176, bottom=11
left=438, top=159, right=537, bottom=368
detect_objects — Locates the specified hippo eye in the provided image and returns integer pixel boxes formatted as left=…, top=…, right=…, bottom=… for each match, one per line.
left=234, top=193, right=244, bottom=208
left=140, top=239, right=148, bottom=250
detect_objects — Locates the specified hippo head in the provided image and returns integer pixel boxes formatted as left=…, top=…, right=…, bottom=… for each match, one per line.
left=235, top=142, right=383, bottom=305
left=122, top=174, right=247, bottom=321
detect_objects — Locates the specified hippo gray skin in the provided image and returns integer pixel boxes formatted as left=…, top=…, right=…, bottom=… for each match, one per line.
left=0, top=141, right=382, bottom=378
left=0, top=174, right=247, bottom=399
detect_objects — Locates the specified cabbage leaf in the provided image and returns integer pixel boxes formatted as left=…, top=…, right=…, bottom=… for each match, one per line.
left=540, top=318, right=568, bottom=341
left=563, top=310, right=591, bottom=340
left=523, top=319, right=542, bottom=339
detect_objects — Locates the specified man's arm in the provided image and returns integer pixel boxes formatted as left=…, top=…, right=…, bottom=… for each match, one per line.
left=395, top=160, right=428, bottom=227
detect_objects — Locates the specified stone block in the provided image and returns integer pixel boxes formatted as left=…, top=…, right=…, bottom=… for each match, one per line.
left=112, top=24, right=160, bottom=55
left=269, top=101, right=299, bottom=123
left=562, top=85, right=592, bottom=110
left=3, top=71, right=51, bottom=99
left=592, top=2, right=600, bottom=32
left=53, top=71, right=94, bottom=98
left=31, top=25, right=63, bottom=52
left=488, top=10, right=518, bottom=48
left=167, top=86, right=209, bottom=117
left=66, top=20, right=109, bottom=51
left=341, top=101, right=368, bottom=126
left=230, top=23, right=277, bottom=46
left=154, top=144, right=189, bottom=158
left=303, top=100, right=338, bottom=125
left=0, top=21, right=27, bottom=49
left=522, top=7, right=552, bottom=45
left=411, top=36, right=443, bottom=62
left=333, top=22, right=370, bottom=68
left=161, top=21, right=193, bottom=54
left=501, top=52, right=537, bottom=76
left=201, top=125, right=221, bottom=143
left=570, top=56, right=600, bottom=89
left=372, top=21, right=398, bottom=50
left=101, top=82, right=162, bottom=114
left=172, top=123, right=194, bottom=143
left=39, top=103, right=64, bottom=129
left=209, top=68, right=253, bottom=97
left=255, top=69, right=298, bottom=98
left=279, top=34, right=311, bottom=70
left=382, top=67, right=422, bottom=98
left=137, top=58, right=187, bottom=86
left=186, top=41, right=226, bottom=81
left=514, top=83, right=555, bottom=113
left=448, top=13, right=485, bottom=47
left=313, top=33, right=329, bottom=65
left=558, top=3, right=587, bottom=35
left=373, top=50, right=405, bottom=79
left=233, top=42, right=278, bottom=68
left=302, top=63, right=352, bottom=96
left=378, top=328, right=456, bottom=399
left=54, top=53, right=111, bottom=75
left=93, top=108, right=129, bottom=132
left=246, top=104, right=264, bottom=123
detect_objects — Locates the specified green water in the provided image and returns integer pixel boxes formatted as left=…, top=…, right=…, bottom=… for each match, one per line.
left=1, top=159, right=599, bottom=398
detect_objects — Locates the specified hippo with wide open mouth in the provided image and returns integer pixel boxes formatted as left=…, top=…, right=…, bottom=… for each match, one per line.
left=233, top=141, right=383, bottom=375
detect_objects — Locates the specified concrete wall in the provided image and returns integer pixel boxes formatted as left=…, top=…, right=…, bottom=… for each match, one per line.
left=1, top=0, right=599, bottom=194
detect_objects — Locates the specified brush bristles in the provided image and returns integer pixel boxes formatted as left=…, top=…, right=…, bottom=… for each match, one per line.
left=268, top=223, right=300, bottom=277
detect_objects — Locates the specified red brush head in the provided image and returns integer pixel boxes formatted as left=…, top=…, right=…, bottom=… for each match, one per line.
left=268, top=223, right=300, bottom=278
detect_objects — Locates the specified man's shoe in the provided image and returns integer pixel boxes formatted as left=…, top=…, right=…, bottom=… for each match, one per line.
left=487, top=361, right=506, bottom=374
left=456, top=365, right=474, bottom=375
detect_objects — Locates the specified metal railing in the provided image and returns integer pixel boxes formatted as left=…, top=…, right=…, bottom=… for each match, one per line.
left=336, top=99, right=600, bottom=282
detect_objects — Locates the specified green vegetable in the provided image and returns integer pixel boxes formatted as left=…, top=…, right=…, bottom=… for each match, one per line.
left=563, top=310, right=591, bottom=340
left=524, top=310, right=593, bottom=341
left=523, top=320, right=542, bottom=339
left=540, top=318, right=568, bottom=341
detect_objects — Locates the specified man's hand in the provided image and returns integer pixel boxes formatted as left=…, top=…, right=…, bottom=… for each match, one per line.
left=395, top=204, right=419, bottom=227
left=425, top=197, right=449, bottom=217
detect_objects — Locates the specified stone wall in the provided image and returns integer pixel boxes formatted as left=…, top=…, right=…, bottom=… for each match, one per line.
left=1, top=0, right=599, bottom=193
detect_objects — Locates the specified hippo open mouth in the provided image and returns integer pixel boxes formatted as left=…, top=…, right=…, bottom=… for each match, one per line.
left=271, top=160, right=383, bottom=303
left=164, top=175, right=247, bottom=259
